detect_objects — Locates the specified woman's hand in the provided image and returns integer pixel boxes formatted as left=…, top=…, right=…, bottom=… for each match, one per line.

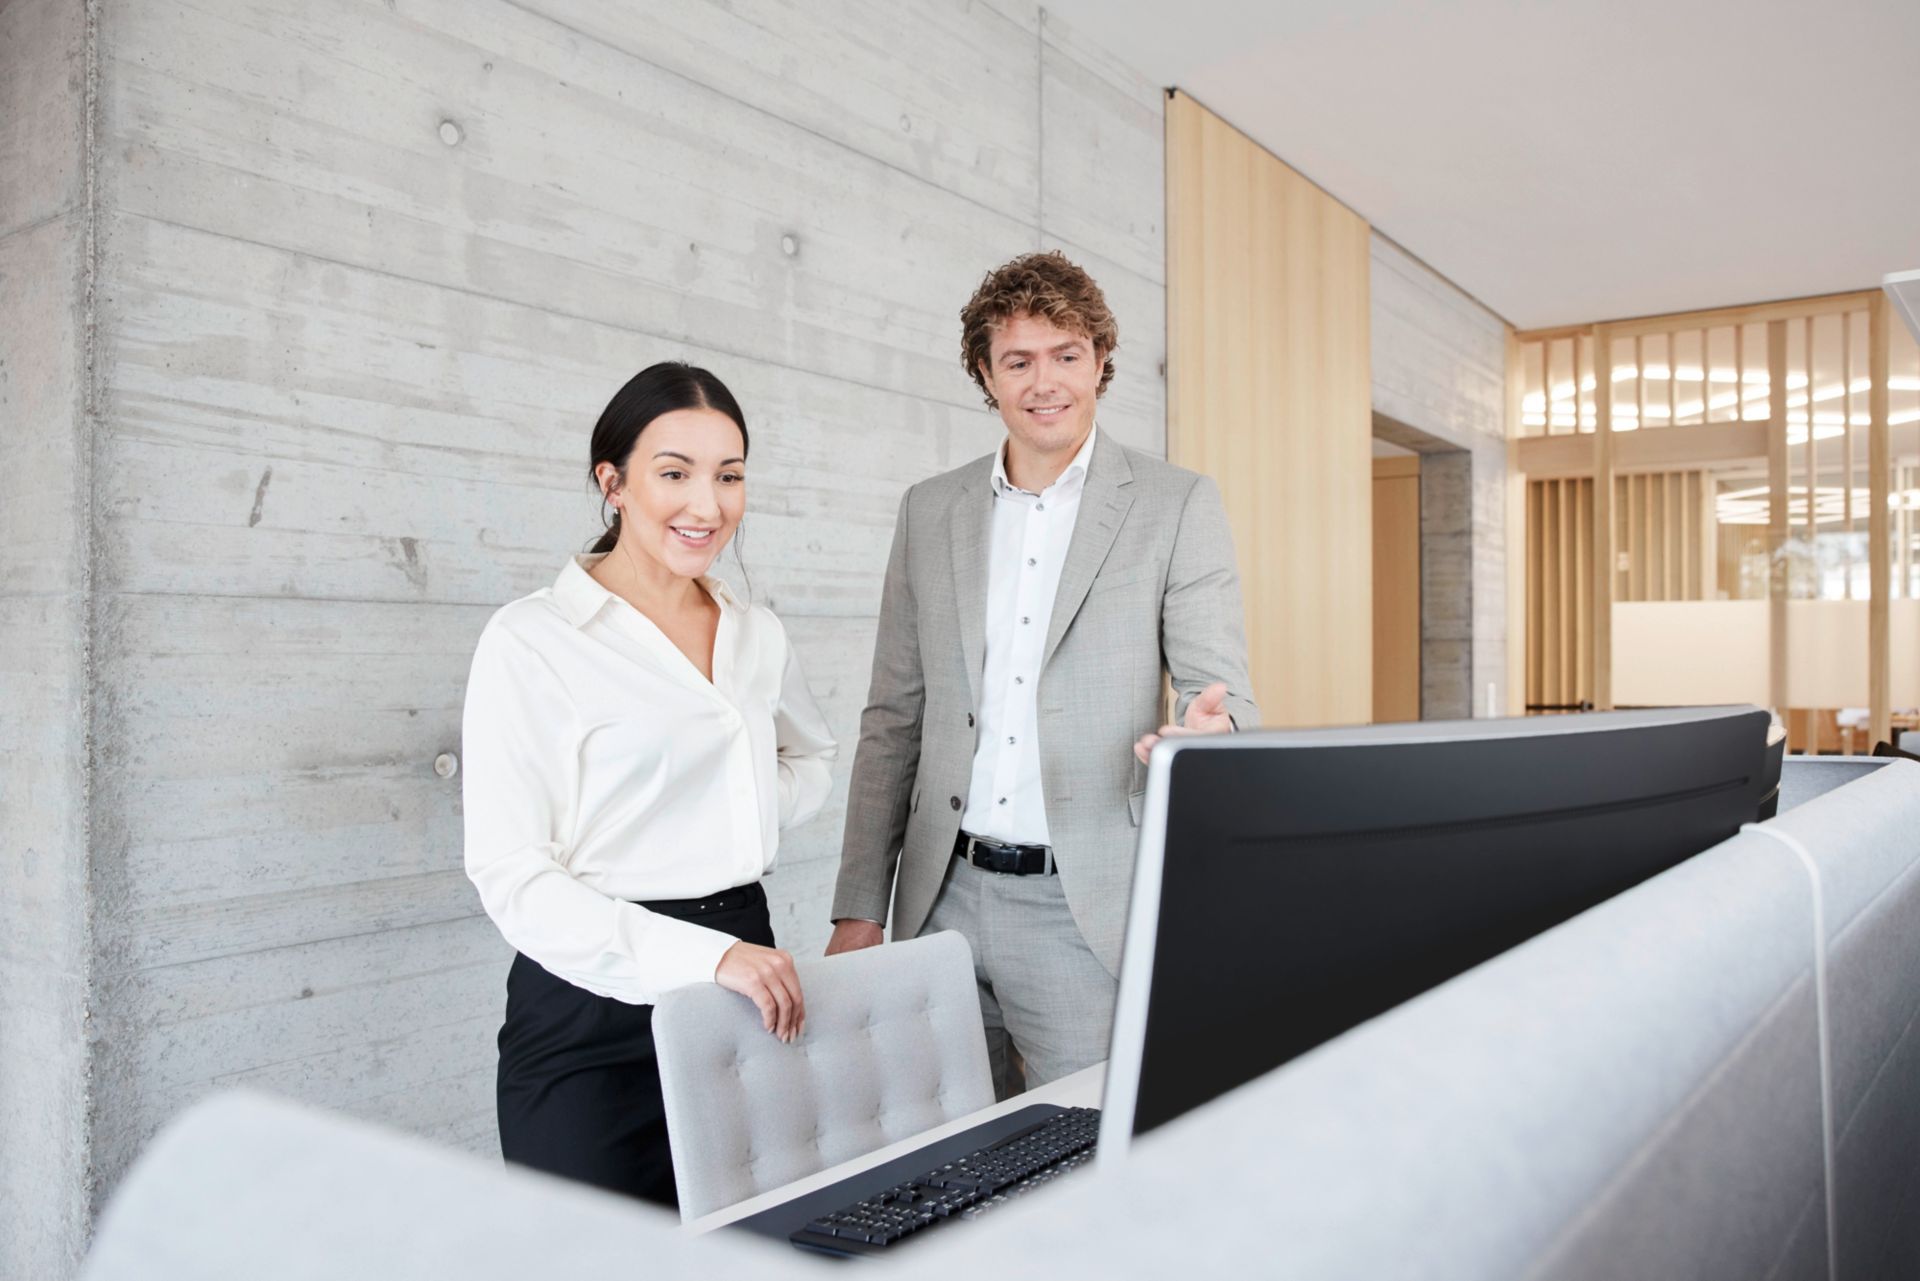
left=715, top=941, right=806, bottom=1042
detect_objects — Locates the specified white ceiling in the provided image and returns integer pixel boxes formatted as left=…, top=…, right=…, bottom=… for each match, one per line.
left=1045, top=0, right=1920, bottom=330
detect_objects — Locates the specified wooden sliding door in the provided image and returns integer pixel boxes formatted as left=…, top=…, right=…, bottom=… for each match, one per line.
left=1166, top=91, right=1373, bottom=727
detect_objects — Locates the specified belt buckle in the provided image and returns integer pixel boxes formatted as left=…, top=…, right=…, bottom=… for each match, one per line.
left=962, top=834, right=1001, bottom=873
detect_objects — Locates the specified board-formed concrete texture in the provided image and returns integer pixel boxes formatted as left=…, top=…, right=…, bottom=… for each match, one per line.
left=6, top=2, right=1168, bottom=1272
left=1, top=0, right=99, bottom=1275
left=14, top=4, right=1524, bottom=1273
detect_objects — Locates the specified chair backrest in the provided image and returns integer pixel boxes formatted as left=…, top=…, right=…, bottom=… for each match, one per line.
left=652, top=930, right=994, bottom=1220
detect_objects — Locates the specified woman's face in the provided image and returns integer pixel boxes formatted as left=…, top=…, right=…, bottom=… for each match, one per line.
left=600, top=407, right=747, bottom=580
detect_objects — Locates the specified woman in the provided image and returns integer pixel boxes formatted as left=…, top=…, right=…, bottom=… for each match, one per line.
left=461, top=361, right=836, bottom=1208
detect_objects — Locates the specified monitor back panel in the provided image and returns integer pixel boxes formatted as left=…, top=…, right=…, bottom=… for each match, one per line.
left=1131, top=709, right=1773, bottom=1136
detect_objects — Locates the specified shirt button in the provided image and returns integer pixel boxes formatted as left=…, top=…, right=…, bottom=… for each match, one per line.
left=1026, top=557, right=1036, bottom=567
left=1007, top=736, right=1016, bottom=745
left=1020, top=616, right=1030, bottom=625
left=949, top=796, right=961, bottom=811
left=1015, top=676, right=1024, bottom=685
left=1036, top=503, right=1046, bottom=512
left=998, top=797, right=1007, bottom=805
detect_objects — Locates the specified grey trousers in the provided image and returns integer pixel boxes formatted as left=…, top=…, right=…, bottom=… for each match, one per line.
left=919, top=855, right=1118, bottom=1099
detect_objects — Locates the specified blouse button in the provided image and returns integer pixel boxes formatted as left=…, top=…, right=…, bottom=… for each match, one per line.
left=949, top=796, right=961, bottom=811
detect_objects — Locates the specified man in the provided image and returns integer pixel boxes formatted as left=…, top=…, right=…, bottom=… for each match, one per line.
left=827, top=251, right=1257, bottom=1093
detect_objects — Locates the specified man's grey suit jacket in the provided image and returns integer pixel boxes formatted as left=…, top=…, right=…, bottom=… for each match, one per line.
left=830, top=430, right=1259, bottom=975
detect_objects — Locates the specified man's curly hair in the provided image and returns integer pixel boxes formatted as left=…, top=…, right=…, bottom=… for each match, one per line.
left=959, top=251, right=1118, bottom=410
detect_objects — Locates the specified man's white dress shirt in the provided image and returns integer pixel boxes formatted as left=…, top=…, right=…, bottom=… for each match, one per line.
left=959, top=425, right=1098, bottom=846
left=462, top=555, right=836, bottom=1005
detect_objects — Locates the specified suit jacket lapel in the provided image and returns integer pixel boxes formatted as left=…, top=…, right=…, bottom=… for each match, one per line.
left=949, top=461, right=993, bottom=711
left=1043, top=432, right=1135, bottom=673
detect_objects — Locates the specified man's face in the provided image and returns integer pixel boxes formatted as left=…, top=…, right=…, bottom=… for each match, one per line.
left=979, top=312, right=1103, bottom=457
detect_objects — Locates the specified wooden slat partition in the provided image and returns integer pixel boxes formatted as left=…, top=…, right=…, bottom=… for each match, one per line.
left=1559, top=476, right=1574, bottom=689
left=1608, top=471, right=1713, bottom=602
left=1575, top=478, right=1592, bottom=696
left=1635, top=335, right=1647, bottom=436
left=1530, top=467, right=1724, bottom=709
left=1845, top=314, right=1856, bottom=596
left=1768, top=320, right=1790, bottom=714
left=1528, top=479, right=1543, bottom=704
left=1870, top=295, right=1892, bottom=744
left=1698, top=327, right=1710, bottom=424
left=1666, top=333, right=1677, bottom=429
left=1506, top=329, right=1528, bottom=714
left=1166, top=91, right=1373, bottom=727
left=1515, top=290, right=1911, bottom=731
left=1592, top=327, right=1615, bottom=709
left=1526, top=476, right=1596, bottom=709
left=1606, top=290, right=1872, bottom=337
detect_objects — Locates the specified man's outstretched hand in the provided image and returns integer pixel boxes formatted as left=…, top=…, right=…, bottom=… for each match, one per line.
left=1132, top=681, right=1234, bottom=764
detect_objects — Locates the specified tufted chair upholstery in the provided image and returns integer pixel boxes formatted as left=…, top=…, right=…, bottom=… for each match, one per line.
left=652, top=930, right=994, bottom=1221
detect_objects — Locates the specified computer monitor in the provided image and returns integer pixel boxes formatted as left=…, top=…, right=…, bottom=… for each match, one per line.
left=1098, top=704, right=1779, bottom=1159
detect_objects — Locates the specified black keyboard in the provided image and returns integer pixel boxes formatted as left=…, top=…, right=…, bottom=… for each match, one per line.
left=785, top=1107, right=1100, bottom=1253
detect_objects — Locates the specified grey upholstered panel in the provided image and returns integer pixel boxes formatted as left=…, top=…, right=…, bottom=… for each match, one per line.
left=923, top=828, right=1826, bottom=1281
left=1780, top=757, right=1893, bottom=814
left=1902, top=730, right=1918, bottom=754
left=653, top=929, right=994, bottom=1221
left=1768, top=758, right=1920, bottom=1280
left=78, top=1093, right=792, bottom=1281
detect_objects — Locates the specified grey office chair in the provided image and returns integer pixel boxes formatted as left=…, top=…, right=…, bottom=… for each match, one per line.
left=652, top=930, right=995, bottom=1221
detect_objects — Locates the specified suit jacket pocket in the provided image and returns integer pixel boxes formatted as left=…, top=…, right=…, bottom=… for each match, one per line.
left=1086, top=563, right=1161, bottom=598
left=911, top=783, right=922, bottom=814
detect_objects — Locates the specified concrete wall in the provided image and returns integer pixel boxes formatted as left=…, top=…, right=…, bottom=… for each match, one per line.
left=1413, top=449, right=1474, bottom=719
left=0, top=0, right=98, bottom=1274
left=25, top=0, right=1167, bottom=1257
left=1369, top=233, right=1510, bottom=718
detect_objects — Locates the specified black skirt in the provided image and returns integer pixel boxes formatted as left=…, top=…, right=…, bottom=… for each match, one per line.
left=495, top=880, right=775, bottom=1209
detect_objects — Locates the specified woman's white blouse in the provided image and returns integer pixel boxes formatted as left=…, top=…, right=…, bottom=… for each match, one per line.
left=461, top=555, right=837, bottom=1005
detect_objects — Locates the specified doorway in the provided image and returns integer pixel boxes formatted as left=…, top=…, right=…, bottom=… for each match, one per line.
left=1373, top=447, right=1421, bottom=721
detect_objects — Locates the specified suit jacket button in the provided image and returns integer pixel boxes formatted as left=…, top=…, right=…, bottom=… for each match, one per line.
left=949, top=796, right=961, bottom=811
left=966, top=714, right=975, bottom=728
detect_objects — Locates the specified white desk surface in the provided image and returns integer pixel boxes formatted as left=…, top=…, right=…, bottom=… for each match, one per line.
left=687, top=1062, right=1106, bottom=1234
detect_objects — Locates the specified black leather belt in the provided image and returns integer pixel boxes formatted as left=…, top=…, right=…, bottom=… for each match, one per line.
left=954, top=831, right=1054, bottom=876
left=632, top=881, right=765, bottom=918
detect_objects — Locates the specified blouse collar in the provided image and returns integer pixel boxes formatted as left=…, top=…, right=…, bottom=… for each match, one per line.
left=553, top=553, right=739, bottom=629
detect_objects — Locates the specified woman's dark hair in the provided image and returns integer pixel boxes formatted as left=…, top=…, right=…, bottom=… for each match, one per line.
left=588, top=361, right=748, bottom=556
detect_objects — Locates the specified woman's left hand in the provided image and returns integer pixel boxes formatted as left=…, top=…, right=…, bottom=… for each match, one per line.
left=715, top=941, right=807, bottom=1042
